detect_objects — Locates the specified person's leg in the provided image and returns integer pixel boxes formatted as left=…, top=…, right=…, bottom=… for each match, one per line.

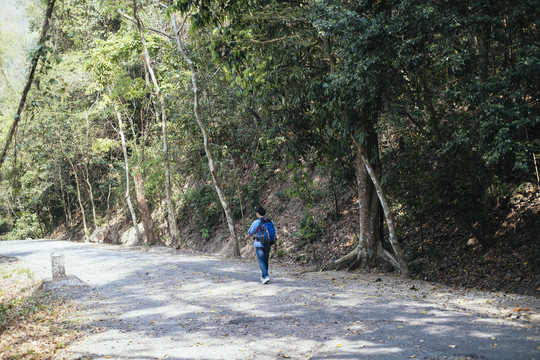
left=255, top=247, right=269, bottom=279
left=263, top=246, right=270, bottom=275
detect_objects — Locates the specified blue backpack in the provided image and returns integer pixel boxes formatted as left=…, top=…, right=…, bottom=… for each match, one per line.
left=256, top=217, right=276, bottom=247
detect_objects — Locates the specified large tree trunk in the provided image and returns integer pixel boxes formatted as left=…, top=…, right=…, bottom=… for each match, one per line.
left=355, top=139, right=383, bottom=270
left=0, top=0, right=56, bottom=169
left=134, top=169, right=159, bottom=245
left=121, top=4, right=181, bottom=247
left=322, top=130, right=382, bottom=271
left=321, top=122, right=409, bottom=276
left=356, top=140, right=409, bottom=276
left=170, top=12, right=241, bottom=257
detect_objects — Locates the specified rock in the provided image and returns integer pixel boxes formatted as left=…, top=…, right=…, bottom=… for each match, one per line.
left=35, top=274, right=88, bottom=293
left=89, top=223, right=123, bottom=244
left=90, top=227, right=109, bottom=243
left=120, top=223, right=145, bottom=246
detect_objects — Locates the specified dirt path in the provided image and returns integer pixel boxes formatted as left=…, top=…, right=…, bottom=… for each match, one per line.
left=0, top=239, right=539, bottom=360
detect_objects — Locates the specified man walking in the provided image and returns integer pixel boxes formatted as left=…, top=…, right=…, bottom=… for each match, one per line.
left=245, top=207, right=277, bottom=284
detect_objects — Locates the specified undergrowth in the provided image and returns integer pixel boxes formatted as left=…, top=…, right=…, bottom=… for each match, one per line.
left=0, top=260, right=80, bottom=359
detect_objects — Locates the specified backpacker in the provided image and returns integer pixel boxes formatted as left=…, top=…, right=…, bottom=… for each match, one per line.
left=256, top=217, right=276, bottom=247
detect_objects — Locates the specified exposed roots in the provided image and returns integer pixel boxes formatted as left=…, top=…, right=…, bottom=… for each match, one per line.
left=320, top=247, right=407, bottom=276
left=319, top=248, right=361, bottom=271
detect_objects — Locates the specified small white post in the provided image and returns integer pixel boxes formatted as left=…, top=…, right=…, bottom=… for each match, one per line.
left=50, top=252, right=66, bottom=279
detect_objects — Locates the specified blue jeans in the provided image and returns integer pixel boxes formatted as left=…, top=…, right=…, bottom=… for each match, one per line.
left=255, top=246, right=270, bottom=278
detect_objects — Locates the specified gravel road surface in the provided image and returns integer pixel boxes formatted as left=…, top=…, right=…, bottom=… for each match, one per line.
left=0, top=239, right=538, bottom=360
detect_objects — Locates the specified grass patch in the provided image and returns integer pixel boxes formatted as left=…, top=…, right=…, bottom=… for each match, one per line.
left=0, top=258, right=81, bottom=359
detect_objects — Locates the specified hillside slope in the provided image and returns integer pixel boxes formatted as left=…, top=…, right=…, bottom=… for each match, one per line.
left=50, top=178, right=540, bottom=297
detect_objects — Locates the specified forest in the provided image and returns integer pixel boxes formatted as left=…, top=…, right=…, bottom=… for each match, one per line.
left=1, top=0, right=539, bottom=294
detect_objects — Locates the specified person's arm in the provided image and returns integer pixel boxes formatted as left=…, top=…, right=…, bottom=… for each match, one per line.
left=273, top=227, right=278, bottom=251
left=245, top=219, right=260, bottom=241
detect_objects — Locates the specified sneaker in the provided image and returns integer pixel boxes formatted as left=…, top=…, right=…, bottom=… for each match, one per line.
left=262, top=277, right=270, bottom=284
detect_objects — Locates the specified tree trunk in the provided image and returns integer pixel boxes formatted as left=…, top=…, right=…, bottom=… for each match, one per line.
left=355, top=139, right=383, bottom=270
left=122, top=4, right=180, bottom=247
left=84, top=164, right=97, bottom=230
left=170, top=12, right=241, bottom=257
left=477, top=22, right=490, bottom=82
left=35, top=204, right=45, bottom=237
left=58, top=165, right=73, bottom=228
left=356, top=140, right=409, bottom=277
left=0, top=0, right=56, bottom=169
left=322, top=141, right=382, bottom=271
left=134, top=169, right=159, bottom=245
left=57, top=165, right=70, bottom=227
left=58, top=137, right=89, bottom=242
left=321, top=125, right=409, bottom=277
left=84, top=99, right=98, bottom=230
left=534, top=153, right=540, bottom=184
left=110, top=89, right=140, bottom=243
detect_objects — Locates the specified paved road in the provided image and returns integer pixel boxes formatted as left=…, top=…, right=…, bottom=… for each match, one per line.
left=1, top=239, right=539, bottom=360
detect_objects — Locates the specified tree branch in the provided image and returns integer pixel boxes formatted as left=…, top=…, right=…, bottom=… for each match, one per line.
left=117, top=9, right=135, bottom=22
left=0, top=0, right=56, bottom=170
left=145, top=27, right=174, bottom=40
left=117, top=9, right=173, bottom=39
left=246, top=36, right=287, bottom=44
left=404, top=110, right=427, bottom=135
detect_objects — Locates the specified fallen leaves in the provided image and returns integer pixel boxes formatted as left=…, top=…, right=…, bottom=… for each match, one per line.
left=0, top=262, right=81, bottom=360
left=512, top=306, right=531, bottom=312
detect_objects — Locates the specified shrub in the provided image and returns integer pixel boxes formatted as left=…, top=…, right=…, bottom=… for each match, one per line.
left=295, top=210, right=325, bottom=249
left=183, top=185, right=221, bottom=238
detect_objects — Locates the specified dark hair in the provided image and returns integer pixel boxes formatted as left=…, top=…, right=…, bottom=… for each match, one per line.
left=256, top=207, right=266, bottom=216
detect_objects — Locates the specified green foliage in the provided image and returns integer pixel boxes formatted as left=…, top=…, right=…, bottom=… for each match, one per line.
left=0, top=217, right=9, bottom=236
left=286, top=169, right=324, bottom=206
left=275, top=248, right=287, bottom=258
left=295, top=210, right=325, bottom=249
left=1, top=0, right=538, bottom=267
left=183, top=184, right=221, bottom=237
left=92, top=138, right=120, bottom=154
left=0, top=267, right=42, bottom=329
left=1, top=212, right=42, bottom=241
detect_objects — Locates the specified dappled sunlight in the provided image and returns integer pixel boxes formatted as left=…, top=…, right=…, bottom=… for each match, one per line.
left=1, top=240, right=538, bottom=360
left=118, top=302, right=204, bottom=320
